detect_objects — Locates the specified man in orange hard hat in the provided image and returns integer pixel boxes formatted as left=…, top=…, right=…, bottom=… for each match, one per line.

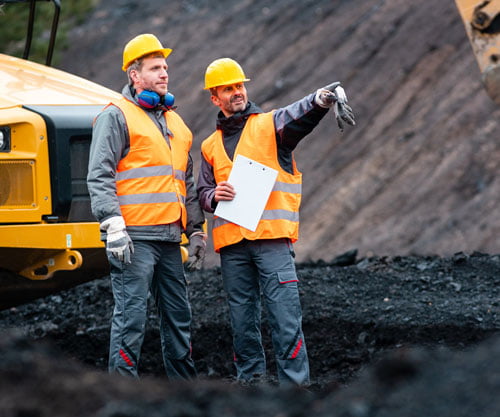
left=87, top=34, right=206, bottom=379
left=197, top=57, right=355, bottom=386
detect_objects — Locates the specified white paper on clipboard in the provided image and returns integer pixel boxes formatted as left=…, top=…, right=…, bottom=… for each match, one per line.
left=214, top=155, right=278, bottom=232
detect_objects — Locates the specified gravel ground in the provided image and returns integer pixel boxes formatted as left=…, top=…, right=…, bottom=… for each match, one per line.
left=0, top=251, right=499, bottom=416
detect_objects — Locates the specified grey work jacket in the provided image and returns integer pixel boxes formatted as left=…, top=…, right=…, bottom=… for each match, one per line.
left=87, top=85, right=205, bottom=242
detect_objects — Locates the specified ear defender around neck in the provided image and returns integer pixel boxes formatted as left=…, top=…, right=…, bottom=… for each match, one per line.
left=137, top=90, right=175, bottom=109
left=163, top=92, right=175, bottom=108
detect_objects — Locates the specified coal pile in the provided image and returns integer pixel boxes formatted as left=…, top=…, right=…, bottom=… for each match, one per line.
left=0, top=252, right=499, bottom=416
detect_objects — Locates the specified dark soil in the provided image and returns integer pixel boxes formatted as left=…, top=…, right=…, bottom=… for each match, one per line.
left=1, top=252, right=499, bottom=416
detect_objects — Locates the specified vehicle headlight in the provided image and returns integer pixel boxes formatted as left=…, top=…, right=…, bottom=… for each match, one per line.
left=0, top=127, right=11, bottom=152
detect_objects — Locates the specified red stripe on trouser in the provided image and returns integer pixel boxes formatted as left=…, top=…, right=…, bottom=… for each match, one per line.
left=290, top=338, right=303, bottom=359
left=119, top=348, right=134, bottom=367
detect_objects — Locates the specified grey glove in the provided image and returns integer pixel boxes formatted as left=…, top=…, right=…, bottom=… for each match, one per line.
left=315, top=82, right=356, bottom=132
left=101, top=216, right=134, bottom=264
left=334, top=100, right=355, bottom=132
left=186, top=232, right=207, bottom=271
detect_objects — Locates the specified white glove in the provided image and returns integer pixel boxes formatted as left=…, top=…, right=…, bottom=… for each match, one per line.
left=186, top=231, right=207, bottom=271
left=333, top=85, right=347, bottom=103
left=315, top=81, right=341, bottom=108
left=101, top=216, right=134, bottom=264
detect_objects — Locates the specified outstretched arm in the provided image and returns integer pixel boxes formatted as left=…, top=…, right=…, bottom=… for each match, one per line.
left=274, top=92, right=329, bottom=153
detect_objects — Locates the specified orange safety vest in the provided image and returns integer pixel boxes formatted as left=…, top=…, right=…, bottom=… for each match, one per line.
left=111, top=98, right=192, bottom=227
left=201, top=111, right=302, bottom=251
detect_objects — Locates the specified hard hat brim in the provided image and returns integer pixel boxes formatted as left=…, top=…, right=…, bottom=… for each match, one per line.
left=122, top=48, right=173, bottom=72
left=204, top=78, right=250, bottom=90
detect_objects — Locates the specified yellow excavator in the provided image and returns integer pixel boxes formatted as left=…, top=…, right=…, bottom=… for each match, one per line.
left=0, top=0, right=190, bottom=307
left=0, top=0, right=499, bottom=307
left=0, top=0, right=113, bottom=285
left=455, top=0, right=500, bottom=105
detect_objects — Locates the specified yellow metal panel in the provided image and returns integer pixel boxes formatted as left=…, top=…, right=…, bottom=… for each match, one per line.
left=0, top=53, right=121, bottom=109
left=0, top=160, right=34, bottom=206
left=0, top=222, right=104, bottom=249
left=0, top=107, right=52, bottom=222
left=180, top=246, right=188, bottom=263
left=19, top=249, right=83, bottom=280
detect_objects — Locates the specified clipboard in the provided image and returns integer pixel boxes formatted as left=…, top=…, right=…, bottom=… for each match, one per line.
left=214, top=154, right=278, bottom=232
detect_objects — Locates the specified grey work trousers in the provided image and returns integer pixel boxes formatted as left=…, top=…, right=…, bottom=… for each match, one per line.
left=107, top=240, right=196, bottom=379
left=220, top=238, right=310, bottom=386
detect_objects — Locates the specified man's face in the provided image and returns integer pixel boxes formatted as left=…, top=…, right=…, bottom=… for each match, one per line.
left=211, top=83, right=248, bottom=117
left=131, top=56, right=169, bottom=96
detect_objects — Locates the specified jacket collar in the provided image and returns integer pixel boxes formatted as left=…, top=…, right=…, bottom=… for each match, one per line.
left=122, top=85, right=166, bottom=116
left=216, top=101, right=263, bottom=136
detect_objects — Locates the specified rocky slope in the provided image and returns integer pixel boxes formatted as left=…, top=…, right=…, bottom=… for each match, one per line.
left=59, top=0, right=500, bottom=268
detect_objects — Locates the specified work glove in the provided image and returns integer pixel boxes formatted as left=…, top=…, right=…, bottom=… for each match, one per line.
left=315, top=82, right=356, bottom=132
left=100, top=216, right=134, bottom=264
left=186, top=231, right=207, bottom=271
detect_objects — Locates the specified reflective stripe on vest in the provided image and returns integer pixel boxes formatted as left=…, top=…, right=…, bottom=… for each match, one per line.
left=116, top=165, right=186, bottom=182
left=201, top=111, right=302, bottom=251
left=112, top=98, right=192, bottom=227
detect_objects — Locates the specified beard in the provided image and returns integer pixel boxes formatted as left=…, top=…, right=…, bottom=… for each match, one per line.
left=227, top=96, right=247, bottom=113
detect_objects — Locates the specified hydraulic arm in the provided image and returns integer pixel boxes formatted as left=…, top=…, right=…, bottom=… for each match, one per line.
left=455, top=0, right=500, bottom=104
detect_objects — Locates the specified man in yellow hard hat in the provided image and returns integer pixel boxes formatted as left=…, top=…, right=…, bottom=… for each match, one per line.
left=87, top=34, right=206, bottom=379
left=197, top=57, right=355, bottom=386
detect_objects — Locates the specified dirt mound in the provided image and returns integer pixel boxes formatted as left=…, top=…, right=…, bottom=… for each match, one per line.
left=59, top=0, right=500, bottom=268
left=0, top=253, right=499, bottom=416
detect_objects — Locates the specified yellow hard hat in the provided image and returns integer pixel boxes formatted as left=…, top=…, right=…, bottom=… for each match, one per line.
left=122, top=34, right=172, bottom=71
left=204, top=58, right=250, bottom=90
